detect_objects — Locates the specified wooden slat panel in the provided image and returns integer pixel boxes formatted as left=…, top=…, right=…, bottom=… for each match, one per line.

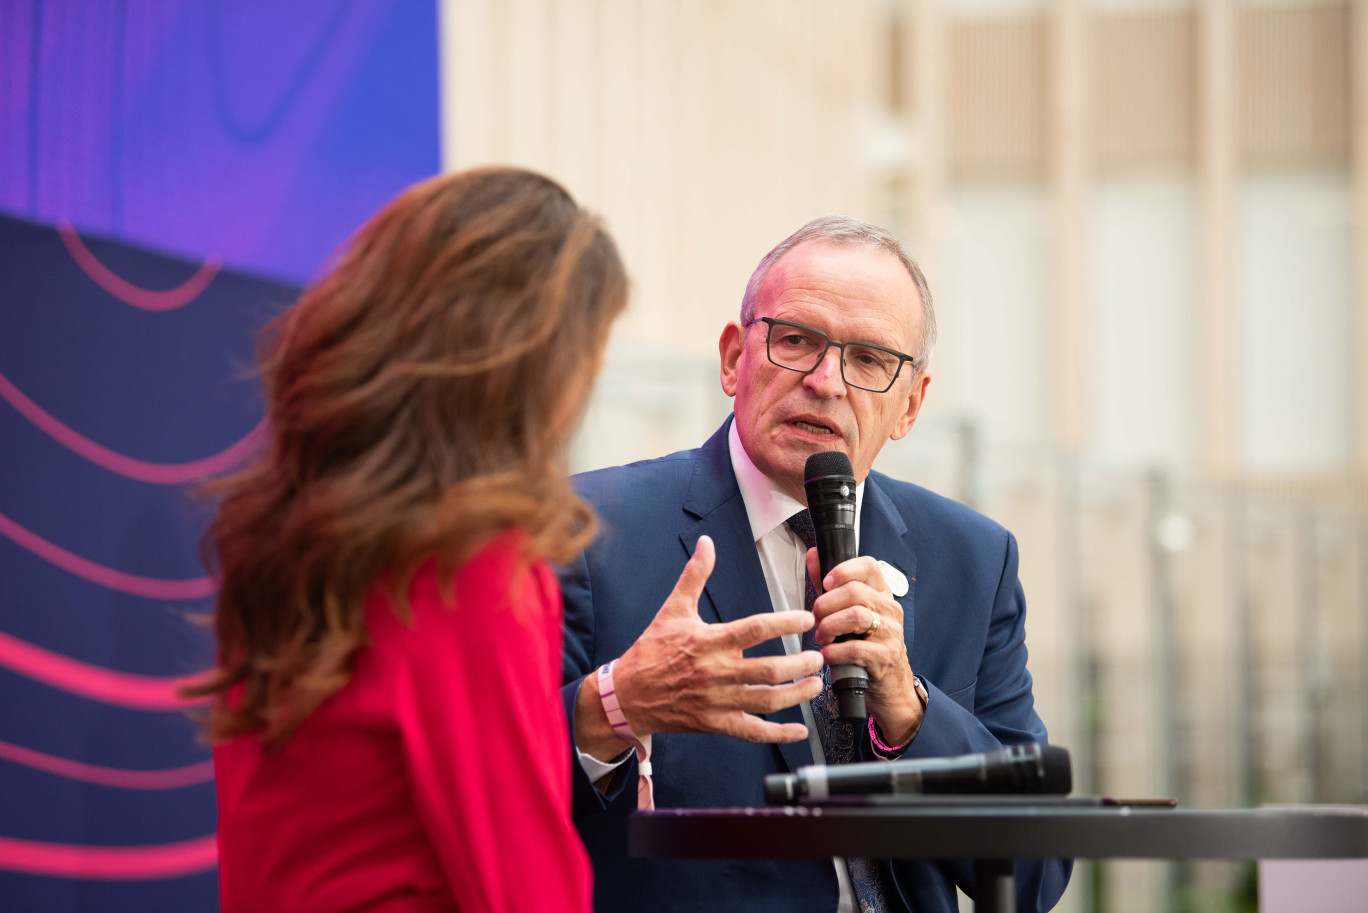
left=595, top=0, right=644, bottom=336
left=1092, top=10, right=1195, bottom=171
left=1240, top=3, right=1349, bottom=169
left=506, top=0, right=552, bottom=169
left=441, top=0, right=503, bottom=168
left=1198, top=0, right=1237, bottom=475
left=948, top=16, right=1045, bottom=178
left=633, top=0, right=679, bottom=336
left=1354, top=0, right=1368, bottom=471
left=547, top=0, right=600, bottom=202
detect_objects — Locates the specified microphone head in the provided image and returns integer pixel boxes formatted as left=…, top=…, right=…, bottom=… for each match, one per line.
left=764, top=772, right=799, bottom=805
left=1040, top=745, right=1072, bottom=795
left=804, top=451, right=854, bottom=484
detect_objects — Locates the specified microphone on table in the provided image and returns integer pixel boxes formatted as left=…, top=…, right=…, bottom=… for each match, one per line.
left=803, top=451, right=866, bottom=723
left=765, top=743, right=1073, bottom=804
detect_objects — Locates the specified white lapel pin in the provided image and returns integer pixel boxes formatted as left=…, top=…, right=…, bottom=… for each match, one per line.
left=878, top=560, right=909, bottom=597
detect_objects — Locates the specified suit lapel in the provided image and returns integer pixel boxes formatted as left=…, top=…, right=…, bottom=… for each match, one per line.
left=678, top=421, right=778, bottom=638
left=679, top=419, right=813, bottom=772
left=860, top=475, right=918, bottom=647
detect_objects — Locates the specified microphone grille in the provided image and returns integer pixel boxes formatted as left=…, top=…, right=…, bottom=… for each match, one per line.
left=804, top=451, right=854, bottom=482
left=1039, top=745, right=1072, bottom=795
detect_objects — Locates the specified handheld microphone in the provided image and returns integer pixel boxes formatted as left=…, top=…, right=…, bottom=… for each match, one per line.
left=765, top=743, right=1072, bottom=804
left=802, top=451, right=866, bottom=722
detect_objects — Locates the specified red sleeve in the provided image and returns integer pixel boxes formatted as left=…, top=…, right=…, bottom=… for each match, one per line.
left=379, top=538, right=592, bottom=913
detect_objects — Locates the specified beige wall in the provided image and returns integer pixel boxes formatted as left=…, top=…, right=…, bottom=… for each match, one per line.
left=438, top=0, right=1362, bottom=474
left=440, top=0, right=887, bottom=359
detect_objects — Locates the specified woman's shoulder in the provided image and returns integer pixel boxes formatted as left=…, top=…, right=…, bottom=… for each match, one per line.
left=451, top=527, right=530, bottom=585
left=348, top=531, right=562, bottom=715
left=372, top=530, right=558, bottom=639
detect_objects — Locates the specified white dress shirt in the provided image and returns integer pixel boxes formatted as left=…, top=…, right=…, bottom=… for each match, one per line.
left=726, top=422, right=863, bottom=913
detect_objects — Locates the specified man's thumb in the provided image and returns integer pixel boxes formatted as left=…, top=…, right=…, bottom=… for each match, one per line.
left=662, top=535, right=715, bottom=616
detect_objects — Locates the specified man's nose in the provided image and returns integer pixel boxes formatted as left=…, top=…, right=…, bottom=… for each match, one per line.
left=802, top=346, right=846, bottom=396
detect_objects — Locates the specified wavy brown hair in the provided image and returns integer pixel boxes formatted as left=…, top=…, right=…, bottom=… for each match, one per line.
left=182, top=167, right=628, bottom=749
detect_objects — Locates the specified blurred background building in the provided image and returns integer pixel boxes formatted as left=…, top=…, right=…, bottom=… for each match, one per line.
left=441, top=1, right=1368, bottom=910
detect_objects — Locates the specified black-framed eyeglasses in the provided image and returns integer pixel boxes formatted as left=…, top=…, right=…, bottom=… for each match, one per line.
left=751, top=317, right=918, bottom=393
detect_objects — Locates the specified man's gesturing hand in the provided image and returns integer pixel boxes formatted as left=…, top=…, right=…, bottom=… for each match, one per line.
left=577, top=536, right=823, bottom=761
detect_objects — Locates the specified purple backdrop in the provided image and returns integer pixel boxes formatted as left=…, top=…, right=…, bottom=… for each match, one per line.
left=0, top=2, right=441, bottom=909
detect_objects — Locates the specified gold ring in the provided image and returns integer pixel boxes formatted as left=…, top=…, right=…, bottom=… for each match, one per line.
left=866, top=614, right=881, bottom=636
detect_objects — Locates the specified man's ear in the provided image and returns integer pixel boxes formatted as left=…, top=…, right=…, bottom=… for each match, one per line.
left=719, top=321, right=745, bottom=398
left=889, top=372, right=932, bottom=441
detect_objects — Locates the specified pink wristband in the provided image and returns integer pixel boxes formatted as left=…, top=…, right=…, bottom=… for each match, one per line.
left=868, top=716, right=910, bottom=755
left=598, top=661, right=654, bottom=810
left=868, top=674, right=927, bottom=755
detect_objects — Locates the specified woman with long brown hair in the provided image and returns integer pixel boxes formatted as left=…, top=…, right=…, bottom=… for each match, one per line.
left=184, top=167, right=627, bottom=912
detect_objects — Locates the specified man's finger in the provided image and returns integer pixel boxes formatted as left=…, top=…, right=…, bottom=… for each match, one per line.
left=716, top=712, right=813, bottom=744
left=821, top=555, right=886, bottom=592
left=714, top=650, right=824, bottom=685
left=658, top=535, right=716, bottom=618
left=811, top=582, right=888, bottom=620
left=822, top=640, right=876, bottom=669
left=815, top=607, right=884, bottom=645
left=716, top=608, right=814, bottom=649
left=733, top=678, right=824, bottom=715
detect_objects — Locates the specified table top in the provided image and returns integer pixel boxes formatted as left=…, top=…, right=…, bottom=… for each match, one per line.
left=629, top=803, right=1368, bottom=862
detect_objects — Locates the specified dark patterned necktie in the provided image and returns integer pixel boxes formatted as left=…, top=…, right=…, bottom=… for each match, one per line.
left=785, top=510, right=889, bottom=913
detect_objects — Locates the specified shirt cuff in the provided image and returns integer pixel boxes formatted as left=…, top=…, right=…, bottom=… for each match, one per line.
left=577, top=745, right=633, bottom=782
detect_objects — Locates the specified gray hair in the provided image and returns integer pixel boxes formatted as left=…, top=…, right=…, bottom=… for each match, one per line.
left=739, top=215, right=937, bottom=373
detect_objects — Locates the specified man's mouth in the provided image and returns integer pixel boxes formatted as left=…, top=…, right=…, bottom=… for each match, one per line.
left=791, top=419, right=837, bottom=436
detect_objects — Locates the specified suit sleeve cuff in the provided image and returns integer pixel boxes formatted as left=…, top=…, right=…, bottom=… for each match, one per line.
left=563, top=675, right=635, bottom=815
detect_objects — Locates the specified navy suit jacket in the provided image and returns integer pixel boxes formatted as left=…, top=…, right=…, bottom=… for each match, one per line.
left=559, top=419, right=1071, bottom=912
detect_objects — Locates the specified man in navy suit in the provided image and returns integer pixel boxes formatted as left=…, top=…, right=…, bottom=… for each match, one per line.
left=560, top=216, right=1070, bottom=912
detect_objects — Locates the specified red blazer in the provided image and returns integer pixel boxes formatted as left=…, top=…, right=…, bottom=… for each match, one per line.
left=214, top=531, right=591, bottom=913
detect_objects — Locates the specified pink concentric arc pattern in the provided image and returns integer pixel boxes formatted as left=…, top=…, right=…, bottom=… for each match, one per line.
left=0, top=834, right=217, bottom=879
left=0, top=225, right=232, bottom=884
left=0, top=511, right=216, bottom=600
left=57, top=221, right=221, bottom=311
left=0, top=628, right=200, bottom=710
left=0, top=369, right=266, bottom=484
left=0, top=739, right=213, bottom=790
